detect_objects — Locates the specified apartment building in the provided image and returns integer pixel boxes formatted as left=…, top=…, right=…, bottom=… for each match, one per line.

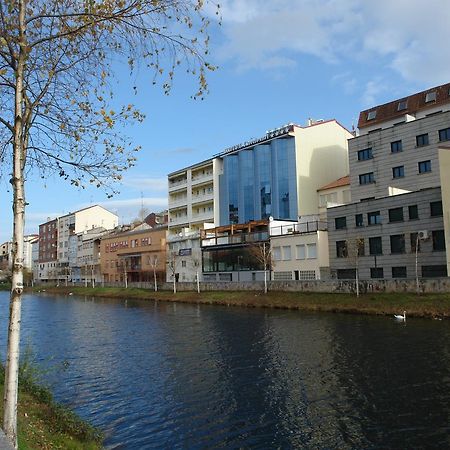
left=37, top=218, right=58, bottom=281
left=100, top=224, right=167, bottom=283
left=328, top=82, right=450, bottom=279
left=168, top=159, right=218, bottom=235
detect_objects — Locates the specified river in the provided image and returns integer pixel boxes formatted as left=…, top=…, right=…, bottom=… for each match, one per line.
left=0, top=292, right=449, bottom=449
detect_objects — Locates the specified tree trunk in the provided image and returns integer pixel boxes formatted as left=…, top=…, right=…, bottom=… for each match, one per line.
left=153, top=267, right=157, bottom=292
left=173, top=274, right=176, bottom=294
left=264, top=268, right=267, bottom=294
left=4, top=3, right=26, bottom=445
left=196, top=269, right=200, bottom=294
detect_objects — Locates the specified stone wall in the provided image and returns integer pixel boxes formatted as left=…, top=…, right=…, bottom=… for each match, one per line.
left=97, top=278, right=450, bottom=294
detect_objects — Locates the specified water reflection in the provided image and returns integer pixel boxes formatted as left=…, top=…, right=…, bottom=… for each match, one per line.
left=0, top=292, right=449, bottom=449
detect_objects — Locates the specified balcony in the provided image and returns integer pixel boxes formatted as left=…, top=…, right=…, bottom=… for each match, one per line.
left=270, top=221, right=327, bottom=236
left=191, top=192, right=214, bottom=204
left=191, top=173, right=213, bottom=186
left=202, top=231, right=269, bottom=247
left=169, top=216, right=189, bottom=226
left=168, top=178, right=187, bottom=192
left=191, top=212, right=214, bottom=223
left=168, top=196, right=188, bottom=208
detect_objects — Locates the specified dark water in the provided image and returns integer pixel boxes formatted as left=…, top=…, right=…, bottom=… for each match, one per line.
left=0, top=292, right=449, bottom=449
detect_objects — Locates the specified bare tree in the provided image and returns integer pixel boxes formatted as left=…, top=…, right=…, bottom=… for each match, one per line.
left=249, top=242, right=273, bottom=294
left=0, top=1, right=217, bottom=445
left=167, top=251, right=178, bottom=294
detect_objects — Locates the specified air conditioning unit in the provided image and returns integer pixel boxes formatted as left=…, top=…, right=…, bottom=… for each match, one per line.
left=418, top=230, right=429, bottom=240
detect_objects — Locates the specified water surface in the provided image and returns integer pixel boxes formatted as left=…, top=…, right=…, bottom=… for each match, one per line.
left=0, top=292, right=449, bottom=449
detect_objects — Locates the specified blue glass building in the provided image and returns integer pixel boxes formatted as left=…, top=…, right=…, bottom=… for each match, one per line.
left=219, top=135, right=298, bottom=225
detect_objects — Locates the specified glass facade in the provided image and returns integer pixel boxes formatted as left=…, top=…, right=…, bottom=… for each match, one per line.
left=219, top=137, right=298, bottom=225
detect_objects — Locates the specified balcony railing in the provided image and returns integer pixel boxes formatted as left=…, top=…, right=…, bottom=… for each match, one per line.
left=168, top=178, right=187, bottom=191
left=270, top=221, right=327, bottom=236
left=202, top=231, right=269, bottom=247
left=191, top=173, right=213, bottom=185
left=168, top=196, right=188, bottom=208
left=191, top=192, right=214, bottom=204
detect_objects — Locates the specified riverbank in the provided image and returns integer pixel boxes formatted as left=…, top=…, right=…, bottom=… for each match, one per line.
left=0, top=362, right=102, bottom=449
left=32, top=286, right=450, bottom=318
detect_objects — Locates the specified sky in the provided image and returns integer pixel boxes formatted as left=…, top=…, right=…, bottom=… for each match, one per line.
left=1, top=0, right=450, bottom=242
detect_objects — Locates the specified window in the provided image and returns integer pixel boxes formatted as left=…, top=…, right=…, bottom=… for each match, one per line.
left=392, top=267, right=407, bottom=278
left=296, top=245, right=306, bottom=260
left=388, top=207, right=404, bottom=222
left=337, top=269, right=356, bottom=279
left=418, top=160, right=431, bottom=173
left=307, top=243, right=317, bottom=259
left=357, top=148, right=373, bottom=161
left=430, top=201, right=443, bottom=216
left=390, top=234, right=406, bottom=254
left=392, top=166, right=404, bottom=178
left=390, top=140, right=403, bottom=153
left=425, top=91, right=436, bottom=103
left=181, top=260, right=186, bottom=268
left=397, top=100, right=407, bottom=111
left=369, top=237, right=382, bottom=255
left=422, top=265, right=447, bottom=278
left=355, top=214, right=364, bottom=227
left=282, top=246, right=291, bottom=260
left=336, top=241, right=348, bottom=258
left=410, top=233, right=421, bottom=253
left=273, top=247, right=281, bottom=261
left=359, top=172, right=375, bottom=185
left=367, top=211, right=381, bottom=225
left=367, top=110, right=377, bottom=120
left=409, top=205, right=419, bottom=220
left=432, top=230, right=446, bottom=251
left=371, top=267, right=384, bottom=278
left=416, top=133, right=429, bottom=147
left=335, top=217, right=347, bottom=229
left=439, top=128, right=450, bottom=141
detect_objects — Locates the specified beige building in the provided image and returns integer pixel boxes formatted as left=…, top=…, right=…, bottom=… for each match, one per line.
left=100, top=224, right=167, bottom=283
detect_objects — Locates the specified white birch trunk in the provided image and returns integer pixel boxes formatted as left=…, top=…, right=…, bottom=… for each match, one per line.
left=173, top=274, right=177, bottom=294
left=196, top=269, right=200, bottom=294
left=153, top=267, right=157, bottom=292
left=4, top=2, right=26, bottom=445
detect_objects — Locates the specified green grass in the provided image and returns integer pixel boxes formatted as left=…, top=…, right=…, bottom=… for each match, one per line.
left=32, top=286, right=450, bottom=318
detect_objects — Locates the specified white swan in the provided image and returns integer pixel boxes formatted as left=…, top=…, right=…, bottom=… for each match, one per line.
left=394, top=311, right=406, bottom=321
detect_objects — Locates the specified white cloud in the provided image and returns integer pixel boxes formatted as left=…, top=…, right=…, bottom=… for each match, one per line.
left=216, top=0, right=450, bottom=92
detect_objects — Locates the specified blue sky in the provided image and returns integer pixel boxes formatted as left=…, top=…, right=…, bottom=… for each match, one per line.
left=1, top=0, right=450, bottom=242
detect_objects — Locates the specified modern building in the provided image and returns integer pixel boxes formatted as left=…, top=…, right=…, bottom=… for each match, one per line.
left=328, top=82, right=450, bottom=279
left=100, top=224, right=167, bottom=284
left=317, top=176, right=351, bottom=219
left=200, top=219, right=292, bottom=282
left=218, top=120, right=352, bottom=225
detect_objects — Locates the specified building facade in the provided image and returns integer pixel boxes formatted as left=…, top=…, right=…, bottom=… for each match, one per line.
left=100, top=225, right=167, bottom=283
left=328, top=82, right=450, bottom=279
left=218, top=120, right=352, bottom=225
left=270, top=219, right=329, bottom=281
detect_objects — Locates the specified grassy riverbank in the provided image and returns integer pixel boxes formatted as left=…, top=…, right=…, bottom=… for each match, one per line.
left=33, top=286, right=450, bottom=318
left=0, top=365, right=102, bottom=449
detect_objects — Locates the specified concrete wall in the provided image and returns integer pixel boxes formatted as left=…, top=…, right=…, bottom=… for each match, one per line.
left=439, top=146, right=450, bottom=277
left=295, top=120, right=351, bottom=216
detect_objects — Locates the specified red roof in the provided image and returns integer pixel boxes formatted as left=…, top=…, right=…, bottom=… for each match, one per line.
left=317, top=175, right=350, bottom=192
left=358, top=82, right=450, bottom=129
